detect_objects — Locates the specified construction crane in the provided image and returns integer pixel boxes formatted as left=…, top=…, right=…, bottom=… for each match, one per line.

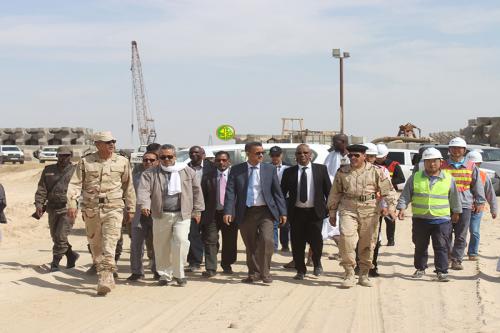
left=130, top=40, right=156, bottom=145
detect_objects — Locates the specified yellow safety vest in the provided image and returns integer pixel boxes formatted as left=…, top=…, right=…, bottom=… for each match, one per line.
left=412, top=171, right=452, bottom=218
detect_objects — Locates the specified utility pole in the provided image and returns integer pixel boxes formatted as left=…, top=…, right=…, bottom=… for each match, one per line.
left=332, top=49, right=350, bottom=134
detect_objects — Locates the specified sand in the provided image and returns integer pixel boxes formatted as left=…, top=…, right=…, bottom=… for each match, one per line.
left=1, top=162, right=499, bottom=333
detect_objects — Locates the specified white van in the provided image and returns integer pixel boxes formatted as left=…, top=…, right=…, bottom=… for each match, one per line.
left=176, top=143, right=331, bottom=166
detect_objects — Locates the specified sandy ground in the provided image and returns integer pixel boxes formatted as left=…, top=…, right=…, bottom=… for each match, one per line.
left=1, top=162, right=500, bottom=333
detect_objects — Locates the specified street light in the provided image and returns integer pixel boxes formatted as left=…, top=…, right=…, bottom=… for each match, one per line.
left=332, top=48, right=350, bottom=134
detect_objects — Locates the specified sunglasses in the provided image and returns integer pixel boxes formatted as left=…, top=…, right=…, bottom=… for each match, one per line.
left=143, top=158, right=157, bottom=163
left=215, top=158, right=228, bottom=162
left=254, top=151, right=264, bottom=156
left=159, top=155, right=175, bottom=160
left=270, top=154, right=281, bottom=157
left=348, top=153, right=361, bottom=158
left=101, top=140, right=116, bottom=144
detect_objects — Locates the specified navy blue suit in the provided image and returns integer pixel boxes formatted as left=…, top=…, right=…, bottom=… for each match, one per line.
left=223, top=162, right=287, bottom=280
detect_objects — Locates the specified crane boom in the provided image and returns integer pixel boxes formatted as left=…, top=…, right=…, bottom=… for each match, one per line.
left=131, top=40, right=156, bottom=145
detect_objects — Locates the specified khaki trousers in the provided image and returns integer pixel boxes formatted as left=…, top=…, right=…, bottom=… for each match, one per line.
left=339, top=212, right=379, bottom=272
left=83, top=208, right=123, bottom=273
left=153, top=212, right=191, bottom=280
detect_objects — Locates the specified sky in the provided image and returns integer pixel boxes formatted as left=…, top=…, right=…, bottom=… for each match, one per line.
left=1, top=0, right=500, bottom=148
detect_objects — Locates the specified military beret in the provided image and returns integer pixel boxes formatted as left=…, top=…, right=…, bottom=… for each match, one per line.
left=347, top=144, right=368, bottom=153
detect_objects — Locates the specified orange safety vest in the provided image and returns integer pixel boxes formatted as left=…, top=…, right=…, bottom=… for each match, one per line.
left=441, top=160, right=475, bottom=192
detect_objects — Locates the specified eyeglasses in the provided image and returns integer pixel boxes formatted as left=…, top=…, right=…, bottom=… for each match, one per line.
left=348, top=153, right=361, bottom=158
left=254, top=151, right=264, bottom=156
left=159, top=155, right=175, bottom=160
left=102, top=140, right=116, bottom=144
left=143, top=158, right=157, bottom=163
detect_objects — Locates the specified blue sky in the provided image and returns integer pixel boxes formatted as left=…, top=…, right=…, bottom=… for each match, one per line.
left=1, top=0, right=500, bottom=148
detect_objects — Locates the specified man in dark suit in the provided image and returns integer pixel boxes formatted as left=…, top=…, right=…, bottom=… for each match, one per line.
left=281, top=144, right=332, bottom=280
left=187, top=146, right=215, bottom=272
left=223, top=142, right=287, bottom=284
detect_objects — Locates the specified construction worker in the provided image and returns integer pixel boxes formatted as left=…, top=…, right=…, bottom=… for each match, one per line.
left=465, top=151, right=498, bottom=260
left=375, top=143, right=405, bottom=246
left=327, top=144, right=394, bottom=288
left=397, top=148, right=462, bottom=282
left=441, top=137, right=485, bottom=270
left=34, top=146, right=79, bottom=272
left=67, top=131, right=136, bottom=296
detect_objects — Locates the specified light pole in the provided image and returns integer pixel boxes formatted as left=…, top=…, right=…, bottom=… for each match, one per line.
left=332, top=49, right=350, bottom=134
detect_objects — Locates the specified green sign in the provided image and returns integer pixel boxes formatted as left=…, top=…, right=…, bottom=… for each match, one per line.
left=216, top=125, right=235, bottom=141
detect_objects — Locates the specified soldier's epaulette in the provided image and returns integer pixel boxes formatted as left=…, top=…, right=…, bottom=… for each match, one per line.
left=339, top=165, right=351, bottom=173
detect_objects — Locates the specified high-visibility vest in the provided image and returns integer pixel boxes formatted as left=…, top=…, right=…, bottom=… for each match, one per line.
left=387, top=160, right=399, bottom=178
left=441, top=160, right=474, bottom=192
left=412, top=171, right=452, bottom=218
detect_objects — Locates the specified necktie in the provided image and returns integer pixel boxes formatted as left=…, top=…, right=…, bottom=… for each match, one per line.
left=246, top=166, right=257, bottom=207
left=299, top=167, right=308, bottom=203
left=219, top=172, right=226, bottom=206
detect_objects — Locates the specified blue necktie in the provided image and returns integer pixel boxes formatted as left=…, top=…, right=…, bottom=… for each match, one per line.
left=246, top=166, right=257, bottom=207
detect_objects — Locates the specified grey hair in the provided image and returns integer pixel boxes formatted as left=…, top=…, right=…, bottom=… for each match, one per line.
left=160, top=144, right=176, bottom=155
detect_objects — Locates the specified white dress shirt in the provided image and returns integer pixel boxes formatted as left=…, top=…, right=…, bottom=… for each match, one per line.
left=295, top=162, right=315, bottom=208
left=247, top=162, right=266, bottom=206
left=274, top=163, right=290, bottom=183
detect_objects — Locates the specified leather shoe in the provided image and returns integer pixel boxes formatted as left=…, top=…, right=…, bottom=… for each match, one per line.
left=222, top=267, right=234, bottom=275
left=283, top=260, right=295, bottom=269
left=387, top=240, right=395, bottom=246
left=153, top=272, right=161, bottom=280
left=313, top=267, right=323, bottom=277
left=261, top=277, right=273, bottom=284
left=293, top=272, right=305, bottom=280
left=158, top=279, right=169, bottom=286
left=127, top=273, right=145, bottom=281
left=241, top=276, right=255, bottom=284
left=369, top=268, right=380, bottom=277
left=202, top=270, right=217, bottom=278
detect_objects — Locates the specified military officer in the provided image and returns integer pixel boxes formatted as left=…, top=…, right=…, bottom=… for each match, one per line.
left=327, top=144, right=394, bottom=288
left=34, top=146, right=79, bottom=272
left=67, top=131, right=136, bottom=296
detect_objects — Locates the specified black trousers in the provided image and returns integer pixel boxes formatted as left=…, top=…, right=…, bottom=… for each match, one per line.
left=412, top=218, right=451, bottom=273
left=188, top=218, right=204, bottom=266
left=290, top=208, right=323, bottom=274
left=384, top=216, right=396, bottom=243
left=280, top=222, right=290, bottom=249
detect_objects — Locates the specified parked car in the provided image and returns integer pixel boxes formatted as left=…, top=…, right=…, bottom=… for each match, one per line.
left=386, top=148, right=418, bottom=190
left=418, top=144, right=500, bottom=195
left=38, top=146, right=60, bottom=163
left=0, top=145, right=25, bottom=164
left=176, top=143, right=331, bottom=166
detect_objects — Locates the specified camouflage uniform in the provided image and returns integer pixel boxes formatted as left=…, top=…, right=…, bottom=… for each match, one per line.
left=67, top=152, right=135, bottom=278
left=35, top=163, right=76, bottom=257
left=328, top=162, right=394, bottom=281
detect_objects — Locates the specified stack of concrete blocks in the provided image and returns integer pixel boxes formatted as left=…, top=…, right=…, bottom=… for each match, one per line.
left=0, top=127, right=93, bottom=146
left=461, top=117, right=500, bottom=147
left=429, top=131, right=460, bottom=145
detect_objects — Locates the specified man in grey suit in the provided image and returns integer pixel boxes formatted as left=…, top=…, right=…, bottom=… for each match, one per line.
left=138, top=144, right=205, bottom=287
left=223, top=142, right=287, bottom=284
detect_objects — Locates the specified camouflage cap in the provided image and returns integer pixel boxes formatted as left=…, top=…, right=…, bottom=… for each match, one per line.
left=94, top=131, right=115, bottom=142
left=56, top=146, right=73, bottom=155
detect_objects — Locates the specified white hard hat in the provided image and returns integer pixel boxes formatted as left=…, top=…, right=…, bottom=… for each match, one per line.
left=448, top=137, right=467, bottom=148
left=422, top=147, right=443, bottom=160
left=362, top=142, right=378, bottom=155
left=466, top=150, right=483, bottom=163
left=376, top=144, right=389, bottom=158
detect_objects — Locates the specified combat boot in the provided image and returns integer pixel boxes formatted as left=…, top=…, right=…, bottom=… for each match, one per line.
left=97, top=271, right=115, bottom=296
left=50, top=255, right=63, bottom=272
left=341, top=269, right=356, bottom=288
left=65, top=248, right=80, bottom=269
left=359, top=273, right=374, bottom=287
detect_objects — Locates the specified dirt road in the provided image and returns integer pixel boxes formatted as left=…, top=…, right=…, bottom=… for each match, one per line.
left=1, top=164, right=499, bottom=332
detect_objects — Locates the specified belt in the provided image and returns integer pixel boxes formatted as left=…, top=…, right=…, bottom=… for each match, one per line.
left=345, top=193, right=376, bottom=202
left=246, top=205, right=267, bottom=209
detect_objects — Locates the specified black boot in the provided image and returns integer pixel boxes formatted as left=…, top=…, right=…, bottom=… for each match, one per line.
left=66, top=248, right=80, bottom=269
left=50, top=255, right=63, bottom=272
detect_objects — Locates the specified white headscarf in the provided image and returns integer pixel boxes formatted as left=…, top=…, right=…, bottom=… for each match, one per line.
left=160, top=162, right=187, bottom=195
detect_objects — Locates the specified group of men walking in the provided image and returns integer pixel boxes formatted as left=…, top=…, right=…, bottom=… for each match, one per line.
left=32, top=131, right=497, bottom=296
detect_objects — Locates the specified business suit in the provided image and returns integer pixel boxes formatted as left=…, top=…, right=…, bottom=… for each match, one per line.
left=281, top=163, right=332, bottom=274
left=187, top=160, right=215, bottom=269
left=224, top=162, right=287, bottom=280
